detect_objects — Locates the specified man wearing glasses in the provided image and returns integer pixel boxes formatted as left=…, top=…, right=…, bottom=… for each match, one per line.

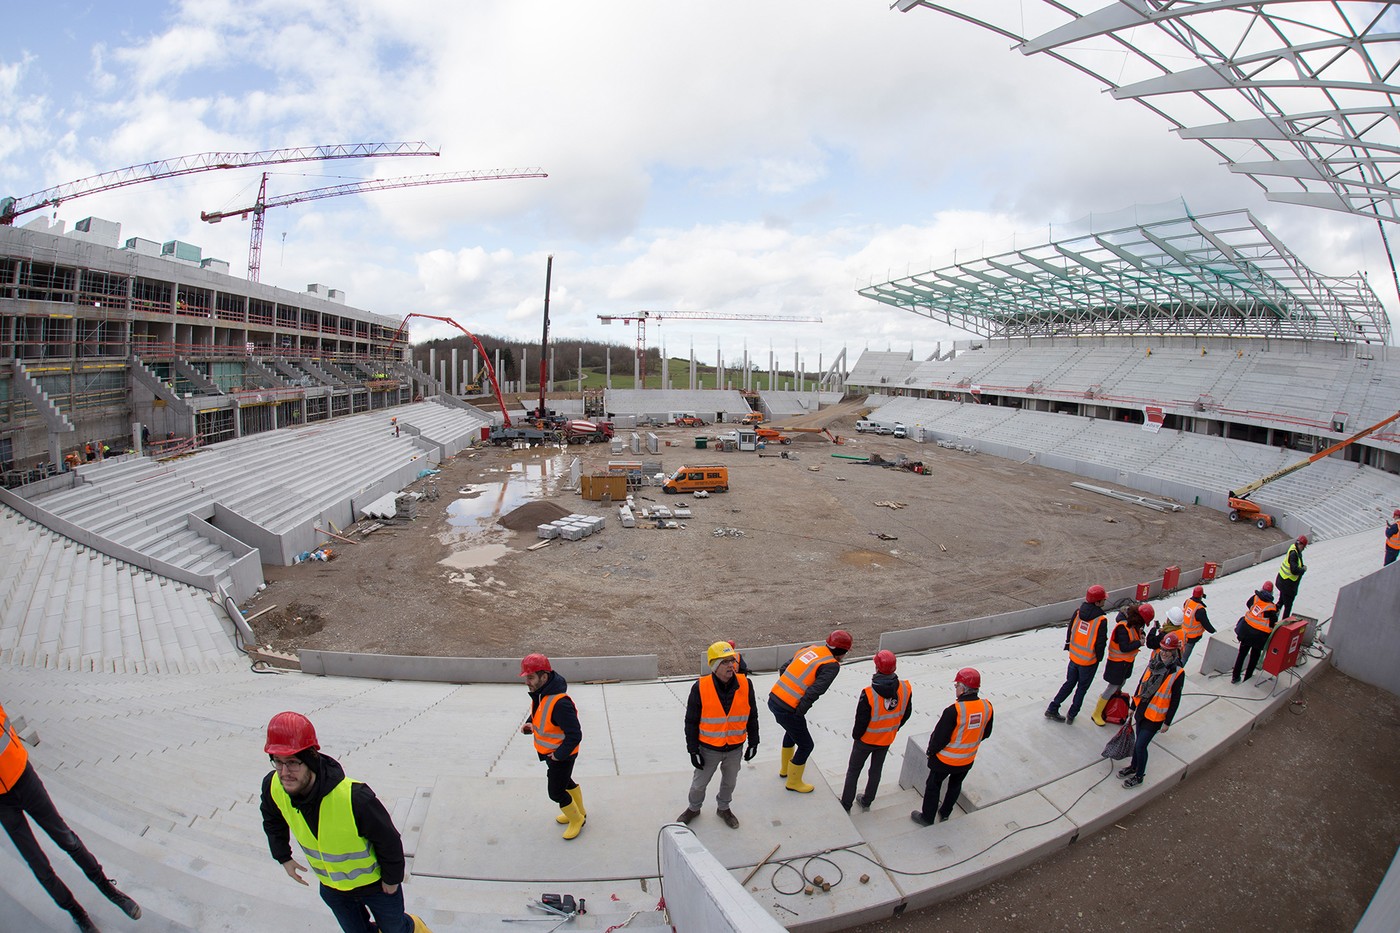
left=259, top=711, right=430, bottom=933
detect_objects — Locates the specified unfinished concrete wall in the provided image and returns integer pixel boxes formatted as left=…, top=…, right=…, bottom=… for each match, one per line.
left=1329, top=560, right=1400, bottom=697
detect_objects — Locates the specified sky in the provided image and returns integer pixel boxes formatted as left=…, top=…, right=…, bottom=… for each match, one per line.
left=4, top=0, right=1398, bottom=371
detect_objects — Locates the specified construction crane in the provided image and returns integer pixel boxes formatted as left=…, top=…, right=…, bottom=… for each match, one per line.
left=0, top=142, right=439, bottom=225
left=1226, top=410, right=1400, bottom=528
left=533, top=255, right=554, bottom=425
left=201, top=167, right=548, bottom=282
left=595, top=309, right=823, bottom=387
left=386, top=313, right=512, bottom=427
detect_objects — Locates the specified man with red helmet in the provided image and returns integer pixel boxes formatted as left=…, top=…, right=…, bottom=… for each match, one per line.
left=1384, top=509, right=1399, bottom=566
left=1179, top=585, right=1216, bottom=664
left=839, top=650, right=913, bottom=812
left=1045, top=585, right=1109, bottom=725
left=768, top=629, right=852, bottom=794
left=1091, top=602, right=1153, bottom=727
left=1232, top=580, right=1279, bottom=684
left=1274, top=534, right=1308, bottom=621
left=0, top=697, right=141, bottom=933
left=1120, top=632, right=1185, bottom=788
left=677, top=642, right=760, bottom=828
left=519, top=654, right=587, bottom=839
left=912, top=668, right=993, bottom=825
left=259, top=711, right=429, bottom=933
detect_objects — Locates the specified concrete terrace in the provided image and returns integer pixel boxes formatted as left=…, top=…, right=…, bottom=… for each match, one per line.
left=0, top=514, right=1383, bottom=931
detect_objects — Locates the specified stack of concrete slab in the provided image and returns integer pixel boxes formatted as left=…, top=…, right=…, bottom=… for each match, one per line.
left=537, top=513, right=605, bottom=540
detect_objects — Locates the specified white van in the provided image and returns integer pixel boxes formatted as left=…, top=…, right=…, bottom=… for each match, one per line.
left=855, top=420, right=876, bottom=433
left=892, top=422, right=907, bottom=438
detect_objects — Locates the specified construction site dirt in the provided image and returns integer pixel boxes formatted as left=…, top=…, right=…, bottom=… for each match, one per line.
left=250, top=411, right=1275, bottom=675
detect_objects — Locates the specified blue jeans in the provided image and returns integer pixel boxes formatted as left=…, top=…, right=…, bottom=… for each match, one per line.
left=1049, top=660, right=1098, bottom=718
left=768, top=695, right=815, bottom=765
left=1129, top=717, right=1164, bottom=779
left=319, top=881, right=412, bottom=933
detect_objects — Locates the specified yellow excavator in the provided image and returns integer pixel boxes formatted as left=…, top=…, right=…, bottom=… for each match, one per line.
left=1227, top=410, right=1400, bottom=528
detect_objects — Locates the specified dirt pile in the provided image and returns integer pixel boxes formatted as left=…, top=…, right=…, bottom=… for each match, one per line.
left=498, top=499, right=572, bottom=531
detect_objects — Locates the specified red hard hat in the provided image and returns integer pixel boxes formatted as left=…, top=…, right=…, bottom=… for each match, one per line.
left=1160, top=632, right=1182, bottom=651
left=520, top=653, right=552, bottom=677
left=1192, top=585, right=1205, bottom=599
left=1261, top=580, right=1274, bottom=593
left=265, top=711, right=319, bottom=757
left=1296, top=535, right=1309, bottom=546
left=874, top=650, right=897, bottom=675
left=1137, top=603, right=1155, bottom=624
left=954, top=667, right=981, bottom=690
left=1086, top=585, right=1107, bottom=603
left=1393, top=508, right=1399, bottom=518
left=826, top=630, right=853, bottom=652
left=727, top=640, right=738, bottom=649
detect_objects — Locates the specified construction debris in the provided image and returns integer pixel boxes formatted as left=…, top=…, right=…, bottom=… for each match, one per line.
left=870, top=532, right=898, bottom=541
left=713, top=527, right=746, bottom=538
left=1070, top=481, right=1184, bottom=513
left=874, top=501, right=907, bottom=510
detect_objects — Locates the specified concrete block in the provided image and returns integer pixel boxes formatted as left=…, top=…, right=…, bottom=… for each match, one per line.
left=536, top=524, right=559, bottom=540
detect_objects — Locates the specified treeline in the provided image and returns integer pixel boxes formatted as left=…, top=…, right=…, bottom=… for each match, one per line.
left=414, top=334, right=654, bottom=382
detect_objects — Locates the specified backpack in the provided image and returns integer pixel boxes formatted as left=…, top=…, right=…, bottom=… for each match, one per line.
left=1103, top=690, right=1130, bottom=724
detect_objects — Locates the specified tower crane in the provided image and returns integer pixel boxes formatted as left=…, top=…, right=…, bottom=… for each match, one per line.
left=595, top=309, right=822, bottom=387
left=201, top=167, right=548, bottom=282
left=0, top=141, right=439, bottom=225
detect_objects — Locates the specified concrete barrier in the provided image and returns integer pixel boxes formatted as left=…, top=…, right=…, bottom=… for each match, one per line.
left=299, top=649, right=659, bottom=683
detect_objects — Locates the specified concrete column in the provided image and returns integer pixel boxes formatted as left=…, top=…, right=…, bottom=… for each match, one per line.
left=451, top=348, right=459, bottom=395
left=429, top=349, right=437, bottom=386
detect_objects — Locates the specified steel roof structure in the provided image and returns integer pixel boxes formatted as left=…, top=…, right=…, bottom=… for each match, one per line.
left=896, top=1, right=1400, bottom=224
left=857, top=208, right=1390, bottom=342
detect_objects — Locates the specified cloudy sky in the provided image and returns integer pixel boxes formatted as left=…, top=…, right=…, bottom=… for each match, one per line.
left=4, top=0, right=1396, bottom=369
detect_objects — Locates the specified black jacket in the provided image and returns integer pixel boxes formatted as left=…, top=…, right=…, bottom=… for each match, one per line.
left=685, top=672, right=759, bottom=754
left=528, top=670, right=582, bottom=760
left=926, top=690, right=994, bottom=764
left=1102, top=612, right=1144, bottom=685
left=259, top=752, right=405, bottom=889
left=851, top=673, right=913, bottom=741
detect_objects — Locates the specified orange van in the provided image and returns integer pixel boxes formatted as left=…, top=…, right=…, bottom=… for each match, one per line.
left=662, top=465, right=730, bottom=493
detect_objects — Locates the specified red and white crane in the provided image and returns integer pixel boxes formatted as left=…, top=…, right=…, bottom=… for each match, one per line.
left=596, top=309, right=823, bottom=386
left=0, top=141, right=439, bottom=225
left=201, top=167, right=548, bottom=281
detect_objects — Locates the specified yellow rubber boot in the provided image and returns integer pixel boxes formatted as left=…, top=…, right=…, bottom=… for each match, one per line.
left=779, top=745, right=794, bottom=778
left=557, top=785, right=586, bottom=824
left=1091, top=698, right=1108, bottom=727
left=409, top=915, right=434, bottom=933
left=785, top=761, right=814, bottom=794
left=561, top=801, right=586, bottom=840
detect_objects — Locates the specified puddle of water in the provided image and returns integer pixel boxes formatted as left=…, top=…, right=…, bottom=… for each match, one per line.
left=445, top=458, right=563, bottom=530
left=439, top=543, right=512, bottom=570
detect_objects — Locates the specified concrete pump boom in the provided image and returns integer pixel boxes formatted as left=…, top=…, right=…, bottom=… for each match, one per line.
left=388, top=314, right=512, bottom=427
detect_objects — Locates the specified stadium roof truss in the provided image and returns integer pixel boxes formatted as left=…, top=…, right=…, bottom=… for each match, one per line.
left=857, top=209, right=1392, bottom=342
left=896, top=0, right=1400, bottom=224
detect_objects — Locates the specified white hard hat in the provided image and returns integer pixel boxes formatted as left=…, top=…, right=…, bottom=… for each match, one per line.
left=1167, top=606, right=1185, bottom=625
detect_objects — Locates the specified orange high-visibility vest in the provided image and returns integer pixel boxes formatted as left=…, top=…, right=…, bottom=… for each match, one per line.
left=697, top=674, right=751, bottom=748
left=769, top=645, right=836, bottom=710
left=1067, top=610, right=1106, bottom=667
left=1244, top=594, right=1276, bottom=633
left=1387, top=523, right=1400, bottom=550
left=1181, top=599, right=1206, bottom=641
left=0, top=703, right=30, bottom=792
left=1105, top=619, right=1141, bottom=664
left=858, top=681, right=911, bottom=747
left=935, top=698, right=992, bottom=767
left=531, top=694, right=578, bottom=758
left=1136, top=668, right=1183, bottom=723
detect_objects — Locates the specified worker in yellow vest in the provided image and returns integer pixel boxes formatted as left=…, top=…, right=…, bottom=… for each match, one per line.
left=840, top=650, right=913, bottom=812
left=768, top=630, right=852, bottom=793
left=1384, top=509, right=1399, bottom=566
left=677, top=642, right=759, bottom=828
left=1274, top=534, right=1308, bottom=620
left=259, top=711, right=431, bottom=933
left=1120, top=633, right=1185, bottom=788
left=1045, top=585, right=1109, bottom=724
left=520, top=653, right=587, bottom=839
left=0, top=699, right=141, bottom=933
left=912, top=668, right=993, bottom=825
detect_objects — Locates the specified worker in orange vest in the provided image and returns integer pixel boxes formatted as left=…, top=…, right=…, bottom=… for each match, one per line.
left=1091, top=602, right=1152, bottom=726
left=1179, top=586, right=1216, bottom=664
left=1045, top=585, right=1108, bottom=724
left=912, top=668, right=993, bottom=825
left=520, top=654, right=586, bottom=839
left=1232, top=580, right=1278, bottom=684
left=767, top=630, right=852, bottom=794
left=840, top=649, right=912, bottom=812
left=677, top=642, right=759, bottom=828
left=1385, top=509, right=1399, bottom=566
left=0, top=699, right=141, bottom=932
left=1120, top=633, right=1185, bottom=788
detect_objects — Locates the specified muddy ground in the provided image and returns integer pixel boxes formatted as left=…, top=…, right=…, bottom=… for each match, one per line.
left=250, top=407, right=1273, bottom=674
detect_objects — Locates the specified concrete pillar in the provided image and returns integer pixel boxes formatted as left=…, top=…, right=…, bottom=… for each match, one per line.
left=577, top=348, right=583, bottom=392
left=429, top=349, right=437, bottom=386
left=451, top=348, right=459, bottom=395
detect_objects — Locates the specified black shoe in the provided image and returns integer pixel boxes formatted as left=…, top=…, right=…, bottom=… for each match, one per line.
left=909, top=810, right=935, bottom=826
left=937, top=811, right=950, bottom=823
left=1122, top=774, right=1144, bottom=788
left=676, top=808, right=700, bottom=825
left=100, top=879, right=141, bottom=920
left=1231, top=675, right=1241, bottom=685
left=69, top=905, right=98, bottom=933
left=1065, top=714, right=1077, bottom=725
left=1116, top=766, right=1135, bottom=778
left=716, top=808, right=740, bottom=829
left=855, top=794, right=872, bottom=811
left=1044, top=709, right=1066, bottom=722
